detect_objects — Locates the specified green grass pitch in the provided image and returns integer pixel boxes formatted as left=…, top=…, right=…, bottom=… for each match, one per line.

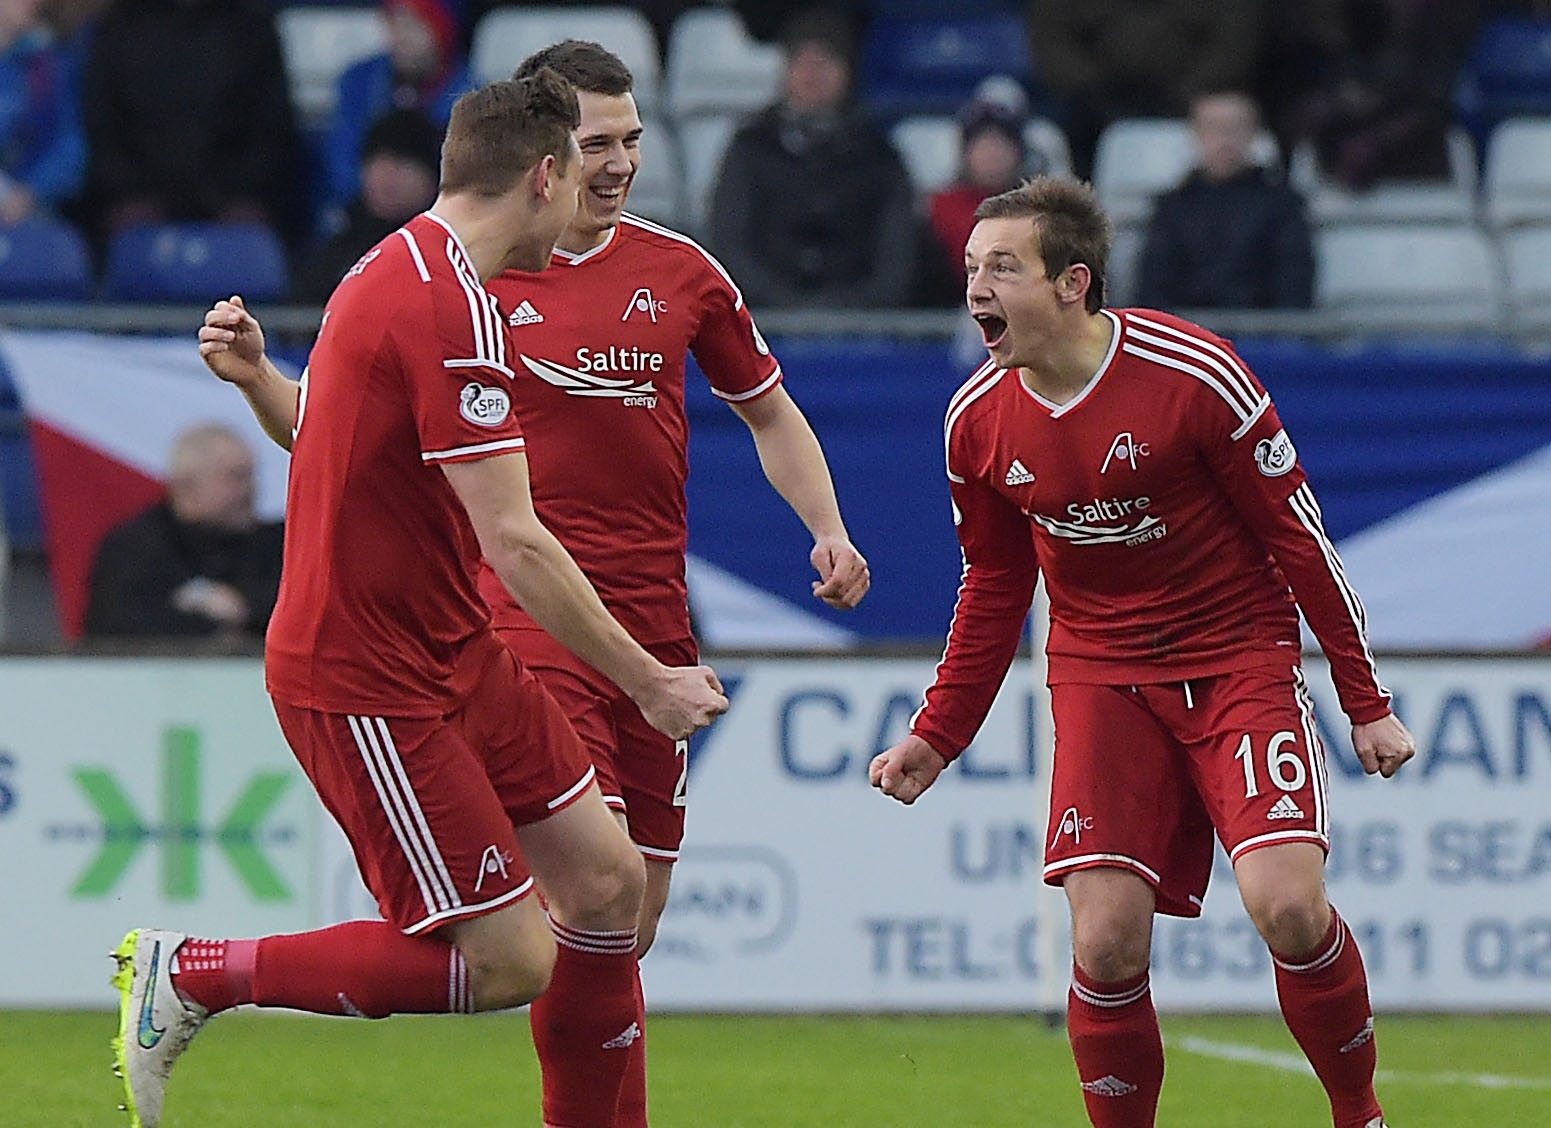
left=2, top=1010, right=1547, bottom=1126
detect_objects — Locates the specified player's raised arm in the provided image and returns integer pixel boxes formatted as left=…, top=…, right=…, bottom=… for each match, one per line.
left=729, top=385, right=870, bottom=609
left=442, top=451, right=728, bottom=739
left=197, top=295, right=301, bottom=452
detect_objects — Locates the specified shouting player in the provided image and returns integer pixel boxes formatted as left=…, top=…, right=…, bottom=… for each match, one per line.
left=113, top=72, right=727, bottom=1128
left=199, top=39, right=868, bottom=1128
left=871, top=176, right=1411, bottom=1128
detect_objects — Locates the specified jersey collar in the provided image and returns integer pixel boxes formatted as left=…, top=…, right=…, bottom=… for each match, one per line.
left=552, top=223, right=618, bottom=267
left=1017, top=309, right=1124, bottom=416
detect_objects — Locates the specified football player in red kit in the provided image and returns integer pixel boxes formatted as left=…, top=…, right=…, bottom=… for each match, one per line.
left=871, top=176, right=1412, bottom=1128
left=198, top=39, right=867, bottom=1128
left=116, top=73, right=729, bottom=1128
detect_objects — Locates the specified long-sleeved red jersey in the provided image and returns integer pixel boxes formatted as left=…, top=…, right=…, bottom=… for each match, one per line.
left=912, top=308, right=1391, bottom=760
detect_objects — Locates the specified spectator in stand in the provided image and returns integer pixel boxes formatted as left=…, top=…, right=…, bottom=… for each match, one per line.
left=1291, top=0, right=1483, bottom=191
left=1026, top=0, right=1266, bottom=180
left=0, top=0, right=85, bottom=224
left=296, top=108, right=441, bottom=304
left=1137, top=90, right=1315, bottom=311
left=319, top=0, right=473, bottom=221
left=708, top=6, right=916, bottom=309
left=928, top=83, right=1039, bottom=289
left=78, top=0, right=300, bottom=248
left=84, top=423, right=283, bottom=641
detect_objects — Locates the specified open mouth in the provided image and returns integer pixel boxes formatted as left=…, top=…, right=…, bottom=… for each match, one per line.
left=589, top=182, right=628, bottom=208
left=974, top=313, right=1008, bottom=348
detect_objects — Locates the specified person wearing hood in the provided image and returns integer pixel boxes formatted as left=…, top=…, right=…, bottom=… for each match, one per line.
left=707, top=6, right=916, bottom=309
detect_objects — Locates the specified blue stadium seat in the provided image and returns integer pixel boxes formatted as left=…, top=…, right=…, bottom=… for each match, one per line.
left=102, top=221, right=290, bottom=303
left=0, top=216, right=93, bottom=300
left=1455, top=18, right=1551, bottom=144
left=859, top=15, right=1034, bottom=122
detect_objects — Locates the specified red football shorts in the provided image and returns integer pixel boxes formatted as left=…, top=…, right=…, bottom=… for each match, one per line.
left=497, top=624, right=693, bottom=862
left=272, top=635, right=596, bottom=935
left=1044, top=664, right=1330, bottom=917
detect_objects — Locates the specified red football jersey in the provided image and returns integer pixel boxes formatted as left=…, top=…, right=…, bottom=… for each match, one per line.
left=477, top=214, right=782, bottom=644
left=266, top=212, right=526, bottom=715
left=913, top=308, right=1391, bottom=759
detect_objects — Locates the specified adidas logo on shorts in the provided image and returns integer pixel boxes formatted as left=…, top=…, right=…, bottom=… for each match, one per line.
left=1266, top=794, right=1305, bottom=820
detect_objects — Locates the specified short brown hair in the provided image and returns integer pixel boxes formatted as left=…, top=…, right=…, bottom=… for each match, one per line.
left=439, top=69, right=580, bottom=197
left=975, top=176, right=1112, bottom=313
left=512, top=39, right=633, bottom=97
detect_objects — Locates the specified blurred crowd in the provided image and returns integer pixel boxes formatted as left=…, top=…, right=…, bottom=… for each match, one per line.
left=0, top=0, right=1549, bottom=309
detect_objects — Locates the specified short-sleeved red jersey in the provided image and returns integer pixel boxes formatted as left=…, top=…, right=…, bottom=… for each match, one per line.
left=266, top=212, right=526, bottom=715
left=477, top=214, right=782, bottom=644
left=913, top=309, right=1391, bottom=759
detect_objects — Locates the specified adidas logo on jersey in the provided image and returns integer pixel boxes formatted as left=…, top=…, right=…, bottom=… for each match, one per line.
left=507, top=299, right=544, bottom=326
left=1080, top=1075, right=1138, bottom=1097
left=1267, top=794, right=1304, bottom=820
left=1005, top=459, right=1035, bottom=486
left=602, top=1022, right=642, bottom=1050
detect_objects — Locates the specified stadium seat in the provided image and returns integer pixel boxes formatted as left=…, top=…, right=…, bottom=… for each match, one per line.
left=859, top=14, right=1033, bottom=121
left=1091, top=118, right=1195, bottom=227
left=677, top=112, right=741, bottom=236
left=471, top=6, right=660, bottom=115
left=1482, top=117, right=1551, bottom=229
left=1455, top=17, right=1551, bottom=143
left=0, top=216, right=93, bottom=300
left=664, top=6, right=781, bottom=121
left=276, top=5, right=388, bottom=129
left=890, top=115, right=961, bottom=195
left=101, top=222, right=290, bottom=303
left=1024, top=115, right=1073, bottom=178
left=1105, top=223, right=1145, bottom=307
left=1315, top=224, right=1504, bottom=332
left=625, top=119, right=685, bottom=227
left=1289, top=129, right=1478, bottom=226
left=1501, top=224, right=1551, bottom=335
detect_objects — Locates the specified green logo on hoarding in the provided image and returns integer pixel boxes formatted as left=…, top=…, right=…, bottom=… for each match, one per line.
left=68, top=726, right=294, bottom=901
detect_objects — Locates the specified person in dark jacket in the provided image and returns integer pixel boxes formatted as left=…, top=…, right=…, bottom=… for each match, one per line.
left=707, top=6, right=916, bottom=309
left=78, top=0, right=300, bottom=247
left=294, top=108, right=441, bottom=304
left=1136, top=90, right=1315, bottom=311
left=84, top=423, right=282, bottom=640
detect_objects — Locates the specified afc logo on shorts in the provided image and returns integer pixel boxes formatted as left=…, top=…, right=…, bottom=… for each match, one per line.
left=1049, top=805, right=1094, bottom=848
left=474, top=844, right=515, bottom=893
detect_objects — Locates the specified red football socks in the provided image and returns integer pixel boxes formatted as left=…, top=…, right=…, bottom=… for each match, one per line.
left=613, top=968, right=650, bottom=1127
left=171, top=921, right=472, bottom=1018
left=529, top=919, right=642, bottom=1128
left=1066, top=965, right=1165, bottom=1128
left=1272, top=911, right=1384, bottom=1128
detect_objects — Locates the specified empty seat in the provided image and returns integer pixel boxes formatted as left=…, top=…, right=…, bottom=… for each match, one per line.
left=1456, top=17, right=1551, bottom=140
left=1105, top=223, right=1145, bottom=307
left=1024, top=115, right=1072, bottom=178
left=1091, top=118, right=1194, bottom=227
left=102, top=222, right=289, bottom=303
left=677, top=112, right=741, bottom=236
left=1501, top=224, right=1551, bottom=333
left=1291, top=129, right=1478, bottom=226
left=277, top=5, right=388, bottom=128
left=665, top=7, right=781, bottom=120
left=0, top=216, right=93, bottom=300
left=890, top=115, right=961, bottom=194
left=859, top=14, right=1033, bottom=120
left=624, top=119, right=684, bottom=227
left=1483, top=117, right=1551, bottom=228
left=471, top=6, right=660, bottom=114
left=1315, top=224, right=1503, bottom=332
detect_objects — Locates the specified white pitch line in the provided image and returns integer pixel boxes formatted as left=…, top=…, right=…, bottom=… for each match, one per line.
left=1174, top=1036, right=1551, bottom=1092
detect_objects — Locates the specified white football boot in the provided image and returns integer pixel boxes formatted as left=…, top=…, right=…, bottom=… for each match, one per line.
left=111, top=928, right=209, bottom=1127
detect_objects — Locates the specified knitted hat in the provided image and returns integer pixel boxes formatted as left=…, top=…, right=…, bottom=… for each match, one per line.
left=361, top=108, right=443, bottom=174
left=386, top=0, right=461, bottom=68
